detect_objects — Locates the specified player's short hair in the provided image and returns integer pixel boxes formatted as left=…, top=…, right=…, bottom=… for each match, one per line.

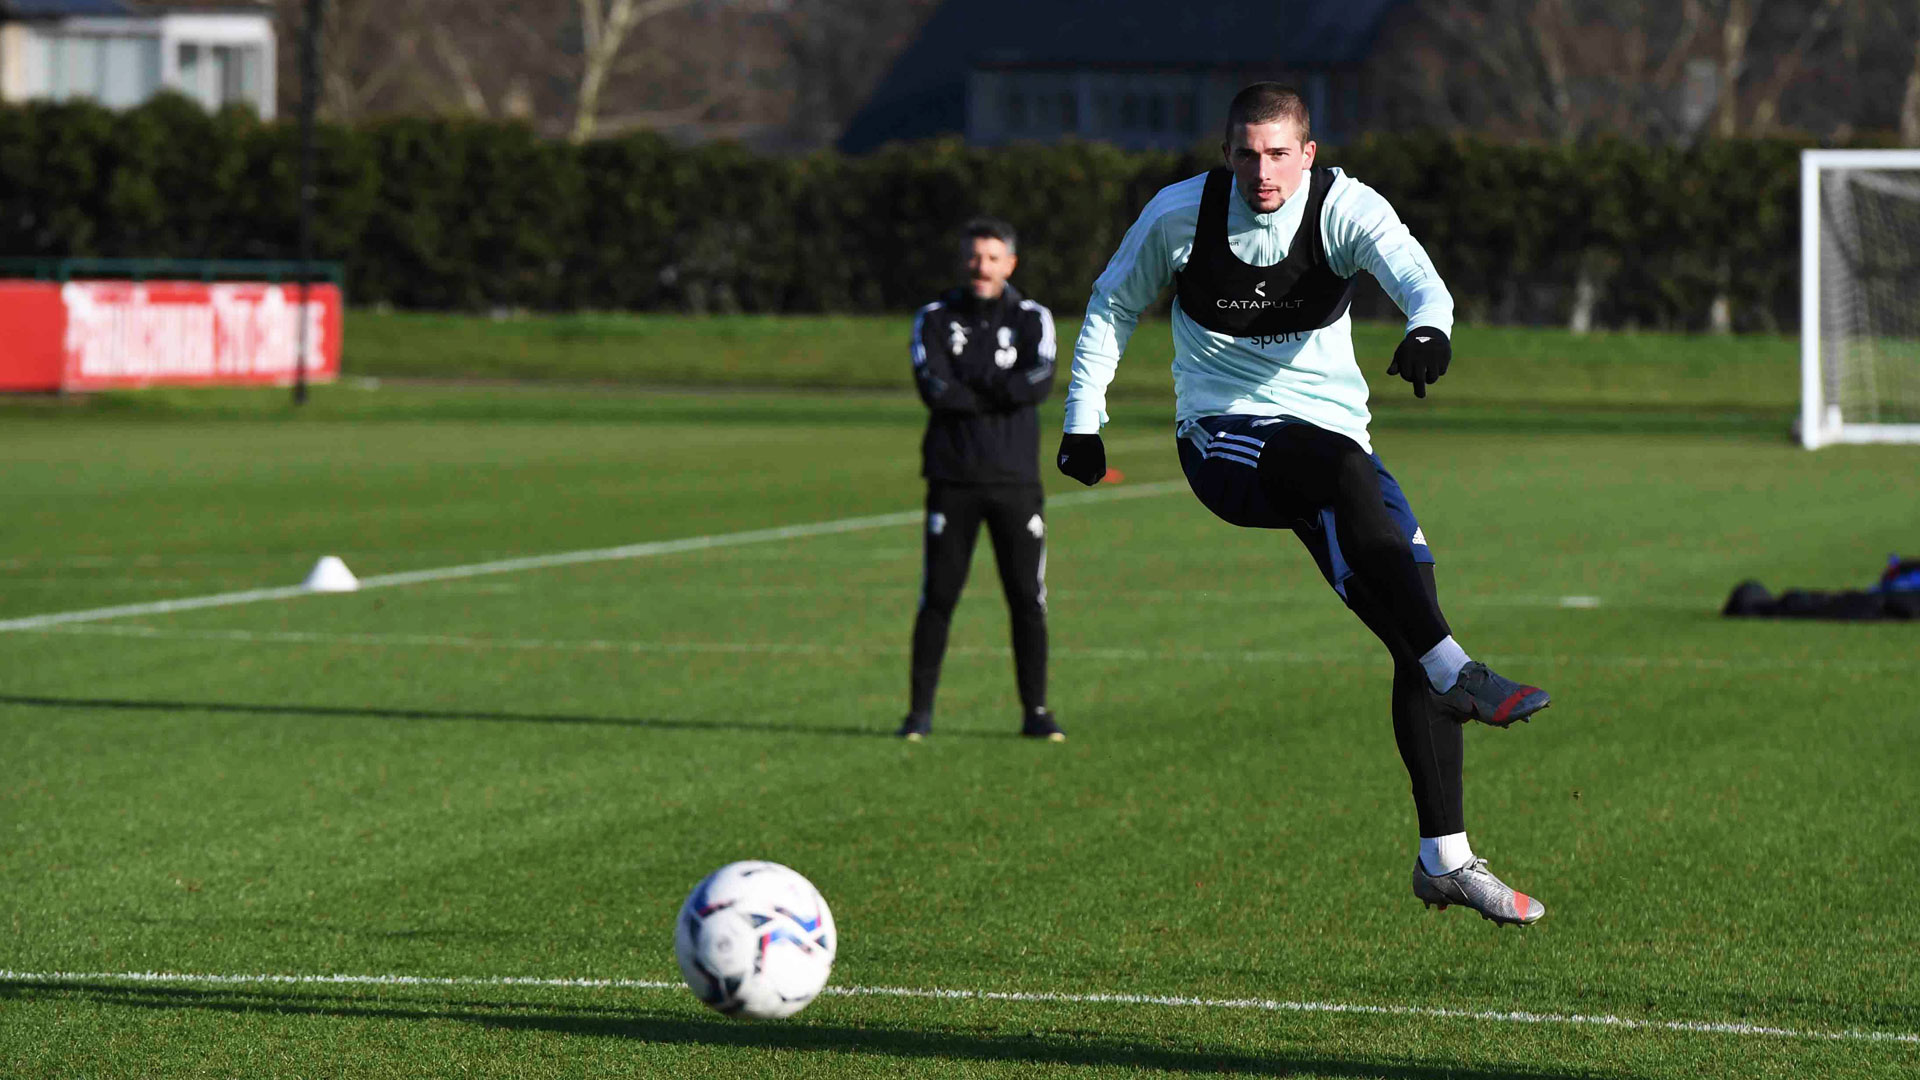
left=960, top=216, right=1017, bottom=255
left=1224, top=83, right=1312, bottom=145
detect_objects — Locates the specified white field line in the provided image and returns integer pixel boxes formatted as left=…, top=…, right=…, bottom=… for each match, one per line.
left=372, top=582, right=1702, bottom=610
left=2, top=574, right=1719, bottom=612
left=0, top=482, right=1185, bottom=633
left=24, top=623, right=1915, bottom=673
left=0, top=553, right=540, bottom=569
left=0, top=578, right=201, bottom=588
left=0, top=969, right=1912, bottom=1047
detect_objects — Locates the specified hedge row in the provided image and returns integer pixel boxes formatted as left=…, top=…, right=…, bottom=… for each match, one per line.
left=0, top=94, right=1811, bottom=330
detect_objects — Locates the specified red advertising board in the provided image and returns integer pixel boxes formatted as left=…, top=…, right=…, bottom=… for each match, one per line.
left=0, top=280, right=342, bottom=392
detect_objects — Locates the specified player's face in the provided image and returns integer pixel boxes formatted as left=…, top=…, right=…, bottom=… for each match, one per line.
left=963, top=237, right=1017, bottom=300
left=1224, top=120, right=1317, bottom=214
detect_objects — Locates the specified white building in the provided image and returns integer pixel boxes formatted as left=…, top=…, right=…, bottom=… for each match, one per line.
left=0, top=0, right=275, bottom=117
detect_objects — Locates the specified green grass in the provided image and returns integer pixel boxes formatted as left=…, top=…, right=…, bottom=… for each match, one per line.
left=344, top=310, right=1801, bottom=414
left=3, top=382, right=1918, bottom=1078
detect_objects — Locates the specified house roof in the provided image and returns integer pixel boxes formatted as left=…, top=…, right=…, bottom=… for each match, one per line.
left=0, top=0, right=137, bottom=16
left=839, top=0, right=1407, bottom=152
left=123, top=0, right=272, bottom=10
left=970, top=0, right=1406, bottom=68
left=0, top=0, right=268, bottom=15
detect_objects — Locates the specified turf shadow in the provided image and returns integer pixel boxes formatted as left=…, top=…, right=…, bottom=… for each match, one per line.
left=0, top=692, right=1017, bottom=740
left=4, top=981, right=1627, bottom=1079
left=0, top=980, right=642, bottom=1019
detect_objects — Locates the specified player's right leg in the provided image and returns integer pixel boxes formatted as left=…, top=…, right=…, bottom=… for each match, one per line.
left=903, top=483, right=985, bottom=739
left=1259, top=422, right=1451, bottom=649
left=1345, top=569, right=1546, bottom=927
left=1346, top=570, right=1465, bottom=838
left=1257, top=423, right=1550, bottom=727
left=1178, top=417, right=1543, bottom=923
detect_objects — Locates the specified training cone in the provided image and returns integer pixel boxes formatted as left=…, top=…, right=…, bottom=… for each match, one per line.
left=303, top=555, right=360, bottom=593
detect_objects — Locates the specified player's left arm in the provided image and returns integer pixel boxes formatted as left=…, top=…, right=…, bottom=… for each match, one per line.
left=1324, top=178, right=1457, bottom=398
left=976, top=300, right=1058, bottom=408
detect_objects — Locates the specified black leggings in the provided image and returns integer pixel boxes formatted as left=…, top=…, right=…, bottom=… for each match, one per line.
left=1256, top=423, right=1451, bottom=656
left=1257, top=423, right=1463, bottom=836
left=1345, top=565, right=1465, bottom=836
left=910, top=482, right=1047, bottom=715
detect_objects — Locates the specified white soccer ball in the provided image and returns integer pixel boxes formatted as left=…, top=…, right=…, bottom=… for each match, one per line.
left=673, top=860, right=836, bottom=1019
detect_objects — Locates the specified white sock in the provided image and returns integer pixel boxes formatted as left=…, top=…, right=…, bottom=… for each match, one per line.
left=1420, top=833, right=1474, bottom=875
left=1419, top=636, right=1471, bottom=693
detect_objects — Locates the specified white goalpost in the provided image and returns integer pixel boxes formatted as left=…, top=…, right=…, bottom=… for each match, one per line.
left=1801, top=149, right=1920, bottom=448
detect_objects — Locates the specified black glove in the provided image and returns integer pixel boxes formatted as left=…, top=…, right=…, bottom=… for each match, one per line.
left=1056, top=433, right=1107, bottom=486
left=1387, top=326, right=1451, bottom=399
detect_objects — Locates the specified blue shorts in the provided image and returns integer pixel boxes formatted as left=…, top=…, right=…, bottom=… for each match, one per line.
left=1175, top=415, right=1433, bottom=598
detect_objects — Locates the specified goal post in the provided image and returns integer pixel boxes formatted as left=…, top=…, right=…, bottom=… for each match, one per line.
left=1801, top=149, right=1920, bottom=448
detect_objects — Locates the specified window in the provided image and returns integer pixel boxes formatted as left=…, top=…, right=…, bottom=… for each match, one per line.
left=178, top=42, right=199, bottom=90
left=38, top=32, right=159, bottom=106
left=217, top=45, right=261, bottom=107
left=970, top=71, right=1207, bottom=147
left=50, top=36, right=99, bottom=100
left=1004, top=90, right=1028, bottom=132
left=177, top=42, right=264, bottom=111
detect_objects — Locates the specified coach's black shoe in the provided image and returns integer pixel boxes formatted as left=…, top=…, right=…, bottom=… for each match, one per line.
left=1433, top=662, right=1550, bottom=728
left=1020, top=707, right=1065, bottom=742
left=896, top=713, right=932, bottom=741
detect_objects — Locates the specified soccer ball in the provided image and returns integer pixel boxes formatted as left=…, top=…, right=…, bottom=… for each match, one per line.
left=673, top=860, right=837, bottom=1019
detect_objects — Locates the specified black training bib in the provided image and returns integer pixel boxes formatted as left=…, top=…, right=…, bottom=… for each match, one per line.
left=1173, top=166, right=1357, bottom=338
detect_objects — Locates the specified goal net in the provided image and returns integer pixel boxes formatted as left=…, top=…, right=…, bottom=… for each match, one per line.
left=1801, top=150, right=1920, bottom=447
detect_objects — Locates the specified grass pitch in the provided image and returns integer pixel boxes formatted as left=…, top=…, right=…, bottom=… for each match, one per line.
left=344, top=311, right=1801, bottom=415
left=2, top=382, right=1917, bottom=1079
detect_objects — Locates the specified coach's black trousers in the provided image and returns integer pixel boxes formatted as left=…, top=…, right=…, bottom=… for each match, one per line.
left=909, top=481, right=1048, bottom=716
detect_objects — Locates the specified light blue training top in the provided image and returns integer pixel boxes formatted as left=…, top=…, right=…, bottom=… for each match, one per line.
left=1064, top=167, right=1454, bottom=455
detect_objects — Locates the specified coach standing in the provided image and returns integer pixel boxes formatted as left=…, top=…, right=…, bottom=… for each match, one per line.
left=899, top=218, right=1063, bottom=742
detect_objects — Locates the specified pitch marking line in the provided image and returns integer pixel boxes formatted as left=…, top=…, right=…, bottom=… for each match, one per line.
left=1, top=970, right=1911, bottom=1046
left=0, top=482, right=1186, bottom=633
left=27, top=623, right=1912, bottom=674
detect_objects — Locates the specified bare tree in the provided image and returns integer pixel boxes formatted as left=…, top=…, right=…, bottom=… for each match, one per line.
left=1712, top=0, right=1758, bottom=137
left=1378, top=0, right=1889, bottom=143
left=1393, top=0, right=1581, bottom=141
left=572, top=0, right=699, bottom=142
left=275, top=0, right=779, bottom=138
left=273, top=0, right=426, bottom=121
left=1746, top=0, right=1847, bottom=134
left=1901, top=1, right=1920, bottom=143
left=1817, top=0, right=1920, bottom=141
left=777, top=0, right=941, bottom=146
left=271, top=0, right=930, bottom=147
left=1370, top=0, right=1904, bottom=330
left=274, top=0, right=562, bottom=121
left=1379, top=1, right=1712, bottom=143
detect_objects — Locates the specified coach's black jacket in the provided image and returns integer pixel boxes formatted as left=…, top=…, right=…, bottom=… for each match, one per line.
left=910, top=284, right=1057, bottom=485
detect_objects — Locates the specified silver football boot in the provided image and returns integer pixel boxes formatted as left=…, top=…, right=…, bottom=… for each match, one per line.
left=1412, top=857, right=1546, bottom=927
